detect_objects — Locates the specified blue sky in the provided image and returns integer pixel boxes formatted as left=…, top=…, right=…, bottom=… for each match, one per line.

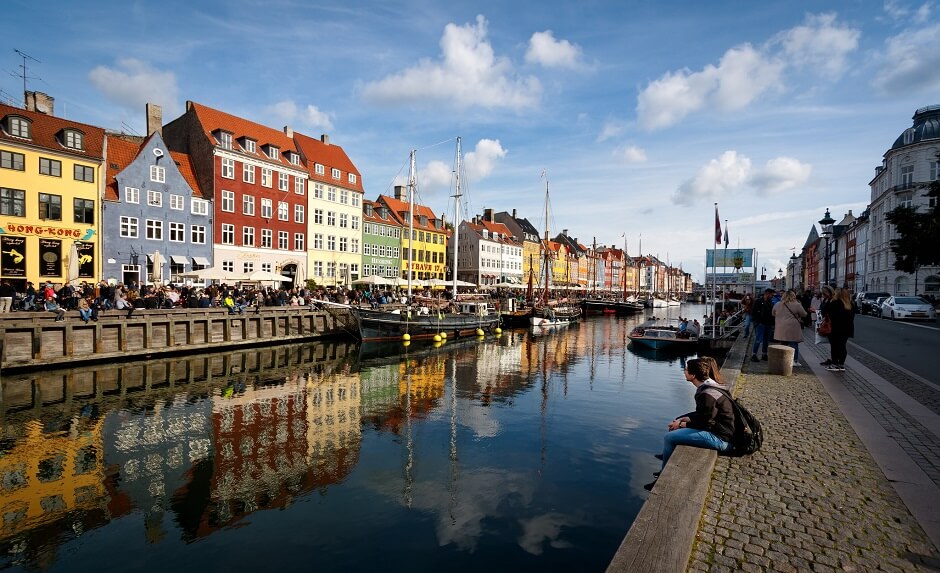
left=4, top=0, right=939, bottom=282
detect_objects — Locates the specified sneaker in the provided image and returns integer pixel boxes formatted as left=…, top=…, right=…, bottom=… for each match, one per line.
left=643, top=480, right=657, bottom=491
left=792, top=361, right=800, bottom=367
left=826, top=364, right=844, bottom=372
left=820, top=359, right=832, bottom=366
left=652, top=471, right=661, bottom=478
left=750, top=355, right=759, bottom=362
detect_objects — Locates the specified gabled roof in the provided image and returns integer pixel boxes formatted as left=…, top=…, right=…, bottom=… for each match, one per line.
left=0, top=102, right=105, bottom=160
left=465, top=220, right=517, bottom=244
left=377, top=194, right=442, bottom=232
left=185, top=101, right=301, bottom=169
left=803, top=226, right=820, bottom=248
left=293, top=132, right=363, bottom=194
left=362, top=199, right=398, bottom=225
left=105, top=132, right=203, bottom=201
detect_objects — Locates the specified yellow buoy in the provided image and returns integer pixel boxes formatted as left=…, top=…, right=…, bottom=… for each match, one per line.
left=403, top=341, right=411, bottom=348
left=402, top=333, right=411, bottom=341
left=433, top=341, right=443, bottom=348
left=476, top=328, right=484, bottom=337
left=433, top=334, right=442, bottom=342
left=494, top=327, right=502, bottom=335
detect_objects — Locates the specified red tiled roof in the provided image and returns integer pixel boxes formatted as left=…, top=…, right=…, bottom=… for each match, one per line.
left=362, top=199, right=399, bottom=225
left=187, top=101, right=301, bottom=169
left=466, top=220, right=517, bottom=244
left=0, top=102, right=105, bottom=159
left=377, top=194, right=442, bottom=232
left=105, top=133, right=205, bottom=201
left=293, top=132, right=363, bottom=193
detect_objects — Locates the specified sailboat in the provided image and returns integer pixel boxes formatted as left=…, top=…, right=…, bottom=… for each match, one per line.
left=530, top=174, right=582, bottom=328
left=353, top=138, right=501, bottom=342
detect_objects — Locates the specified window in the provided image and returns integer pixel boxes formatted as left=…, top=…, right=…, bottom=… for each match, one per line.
left=314, top=183, right=324, bottom=198
left=191, top=198, right=209, bottom=215
left=191, top=225, right=206, bottom=244
left=340, top=190, right=349, bottom=204
left=315, top=164, right=325, bottom=176
left=327, top=187, right=336, bottom=202
left=244, top=139, right=256, bottom=153
left=278, top=201, right=288, bottom=221
left=327, top=211, right=336, bottom=226
left=243, top=163, right=255, bottom=184
left=120, top=216, right=138, bottom=238
left=221, top=224, right=234, bottom=245
left=349, top=173, right=357, bottom=185
left=339, top=213, right=348, bottom=228
left=363, top=243, right=371, bottom=256
left=294, top=176, right=305, bottom=194
left=74, top=165, right=94, bottom=182
left=261, top=198, right=272, bottom=218
left=147, top=190, right=162, bottom=207
left=169, top=222, right=184, bottom=242
left=290, top=153, right=300, bottom=165
left=278, top=231, right=289, bottom=250
left=331, top=168, right=341, bottom=179
left=267, top=146, right=279, bottom=160
left=218, top=132, right=232, bottom=149
left=1, top=150, right=25, bottom=171
left=261, top=228, right=272, bottom=248
left=339, top=237, right=348, bottom=252
left=261, top=262, right=272, bottom=272
left=930, top=161, right=939, bottom=182
left=222, top=260, right=234, bottom=272
left=74, top=199, right=94, bottom=224
left=313, top=233, right=324, bottom=249
left=146, top=219, right=163, bottom=240
left=899, top=192, right=913, bottom=209
left=64, top=130, right=84, bottom=150
left=279, top=172, right=289, bottom=191
left=314, top=209, right=323, bottom=224
left=351, top=194, right=360, bottom=207
left=221, top=158, right=235, bottom=179
left=243, top=194, right=255, bottom=216
left=352, top=238, right=359, bottom=253
left=327, top=235, right=336, bottom=250
left=327, top=262, right=336, bottom=278
left=243, top=226, right=255, bottom=246
left=39, top=157, right=61, bottom=177
left=9, top=116, right=30, bottom=138
left=39, top=193, right=62, bottom=220
left=352, top=215, right=360, bottom=230
left=900, top=165, right=914, bottom=188
left=150, top=165, right=165, bottom=183
left=243, top=261, right=254, bottom=273
left=294, top=233, right=304, bottom=251
left=170, top=194, right=184, bottom=210
left=261, top=168, right=272, bottom=187
left=294, top=204, right=304, bottom=223
left=221, top=190, right=235, bottom=212
left=314, top=261, right=323, bottom=277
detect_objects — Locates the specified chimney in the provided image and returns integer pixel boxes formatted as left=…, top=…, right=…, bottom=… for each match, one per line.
left=562, top=229, right=568, bottom=236
left=321, top=134, right=330, bottom=145
left=25, top=91, right=54, bottom=115
left=284, top=126, right=294, bottom=138
left=145, top=103, right=162, bottom=136
left=394, top=185, right=406, bottom=201
left=484, top=208, right=494, bottom=222
left=847, top=210, right=853, bottom=216
left=512, top=208, right=517, bottom=218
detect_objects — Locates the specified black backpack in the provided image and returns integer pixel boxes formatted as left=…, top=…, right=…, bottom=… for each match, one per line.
left=714, top=387, right=763, bottom=456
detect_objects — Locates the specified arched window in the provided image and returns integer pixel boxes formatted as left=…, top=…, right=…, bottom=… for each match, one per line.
left=924, top=275, right=940, bottom=294
left=894, top=276, right=909, bottom=296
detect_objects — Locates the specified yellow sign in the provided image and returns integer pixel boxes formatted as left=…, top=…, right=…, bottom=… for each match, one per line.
left=5, top=223, right=83, bottom=239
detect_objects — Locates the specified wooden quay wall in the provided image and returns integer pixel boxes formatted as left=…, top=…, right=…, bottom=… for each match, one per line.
left=0, top=306, right=359, bottom=373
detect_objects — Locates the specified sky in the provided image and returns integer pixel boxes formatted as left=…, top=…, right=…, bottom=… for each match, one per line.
left=4, top=0, right=939, bottom=283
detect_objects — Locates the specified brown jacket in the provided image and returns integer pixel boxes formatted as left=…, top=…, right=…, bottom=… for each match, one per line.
left=772, top=301, right=806, bottom=342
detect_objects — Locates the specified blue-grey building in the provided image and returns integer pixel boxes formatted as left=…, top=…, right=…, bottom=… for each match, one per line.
left=103, top=122, right=212, bottom=286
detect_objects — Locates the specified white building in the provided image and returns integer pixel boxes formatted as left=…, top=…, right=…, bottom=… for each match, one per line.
left=867, top=105, right=940, bottom=296
left=453, top=215, right=523, bottom=287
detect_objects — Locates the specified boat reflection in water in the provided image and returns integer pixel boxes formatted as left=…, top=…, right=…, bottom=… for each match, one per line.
left=0, top=307, right=719, bottom=572
left=627, top=340, right=699, bottom=364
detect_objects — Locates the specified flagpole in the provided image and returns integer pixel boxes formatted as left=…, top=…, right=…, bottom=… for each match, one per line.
left=713, top=203, right=718, bottom=336
left=723, top=218, right=728, bottom=315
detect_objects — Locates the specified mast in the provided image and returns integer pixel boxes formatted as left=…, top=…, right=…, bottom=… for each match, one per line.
left=541, top=174, right=550, bottom=305
left=451, top=137, right=462, bottom=293
left=407, top=150, right=416, bottom=299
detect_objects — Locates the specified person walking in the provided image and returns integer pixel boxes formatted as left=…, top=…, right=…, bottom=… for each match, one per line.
left=772, top=290, right=807, bottom=367
left=823, top=288, right=855, bottom=372
left=750, top=288, right=775, bottom=362
left=741, top=293, right=754, bottom=337
left=0, top=280, right=15, bottom=312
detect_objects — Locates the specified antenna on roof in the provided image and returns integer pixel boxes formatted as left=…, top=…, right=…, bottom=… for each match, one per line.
left=121, top=121, right=142, bottom=136
left=13, top=49, right=41, bottom=106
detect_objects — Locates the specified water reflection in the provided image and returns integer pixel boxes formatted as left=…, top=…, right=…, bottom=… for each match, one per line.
left=1, top=307, right=718, bottom=572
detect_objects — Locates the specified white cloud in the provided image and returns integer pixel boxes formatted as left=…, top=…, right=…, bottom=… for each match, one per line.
left=617, top=145, right=648, bottom=163
left=418, top=160, right=453, bottom=194
left=883, top=0, right=932, bottom=23
left=636, top=44, right=783, bottom=131
left=362, top=15, right=541, bottom=110
left=265, top=100, right=334, bottom=131
left=525, top=30, right=584, bottom=69
left=675, top=151, right=751, bottom=205
left=597, top=120, right=624, bottom=142
left=89, top=59, right=179, bottom=115
left=774, top=13, right=860, bottom=76
left=750, top=157, right=812, bottom=194
left=464, top=138, right=507, bottom=180
left=873, top=23, right=940, bottom=94
left=675, top=151, right=812, bottom=204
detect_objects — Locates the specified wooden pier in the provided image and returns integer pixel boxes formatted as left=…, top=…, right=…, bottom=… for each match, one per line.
left=0, top=305, right=358, bottom=373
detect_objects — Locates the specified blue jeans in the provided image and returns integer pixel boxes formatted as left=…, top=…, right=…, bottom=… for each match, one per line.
left=742, top=314, right=752, bottom=336
left=79, top=308, right=92, bottom=321
left=782, top=340, right=800, bottom=362
left=751, top=324, right=770, bottom=357
left=662, top=428, right=731, bottom=468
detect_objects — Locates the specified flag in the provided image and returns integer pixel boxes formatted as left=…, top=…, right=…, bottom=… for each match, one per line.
left=714, top=206, right=722, bottom=244
left=723, top=224, right=729, bottom=248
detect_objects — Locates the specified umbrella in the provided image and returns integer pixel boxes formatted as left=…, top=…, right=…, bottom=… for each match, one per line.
left=67, top=242, right=80, bottom=285
left=352, top=274, right=392, bottom=286
left=152, top=250, right=163, bottom=285
left=181, top=266, right=249, bottom=281
left=492, top=281, right=523, bottom=288
left=247, top=270, right=294, bottom=283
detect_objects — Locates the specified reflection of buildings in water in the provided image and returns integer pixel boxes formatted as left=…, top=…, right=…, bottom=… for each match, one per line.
left=0, top=415, right=127, bottom=565
left=397, top=357, right=446, bottom=419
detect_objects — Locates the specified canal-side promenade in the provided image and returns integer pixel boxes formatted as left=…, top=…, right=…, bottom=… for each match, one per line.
left=688, top=332, right=940, bottom=572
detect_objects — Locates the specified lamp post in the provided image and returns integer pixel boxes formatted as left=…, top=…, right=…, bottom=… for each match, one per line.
left=818, top=208, right=835, bottom=287
left=789, top=253, right=798, bottom=291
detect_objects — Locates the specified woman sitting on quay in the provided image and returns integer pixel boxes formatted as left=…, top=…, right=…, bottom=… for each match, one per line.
left=647, top=357, right=733, bottom=491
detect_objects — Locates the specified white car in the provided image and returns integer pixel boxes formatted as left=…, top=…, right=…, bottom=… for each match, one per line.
left=880, top=296, right=938, bottom=321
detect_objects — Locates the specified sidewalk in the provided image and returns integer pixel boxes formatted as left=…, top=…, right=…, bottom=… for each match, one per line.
left=688, top=331, right=940, bottom=572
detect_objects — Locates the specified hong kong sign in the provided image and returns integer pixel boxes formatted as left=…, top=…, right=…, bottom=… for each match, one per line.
left=3, top=223, right=90, bottom=239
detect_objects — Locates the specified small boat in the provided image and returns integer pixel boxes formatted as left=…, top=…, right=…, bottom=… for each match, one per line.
left=530, top=303, right=581, bottom=327
left=628, top=318, right=699, bottom=349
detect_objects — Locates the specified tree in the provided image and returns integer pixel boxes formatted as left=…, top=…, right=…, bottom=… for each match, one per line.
left=885, top=163, right=940, bottom=273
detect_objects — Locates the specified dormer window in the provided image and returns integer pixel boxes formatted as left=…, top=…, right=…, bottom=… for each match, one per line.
left=242, top=138, right=256, bottom=153
left=348, top=173, right=357, bottom=184
left=265, top=145, right=280, bottom=160
left=315, top=163, right=325, bottom=175
left=289, top=152, right=300, bottom=165
left=216, top=131, right=233, bottom=150
left=364, top=204, right=373, bottom=217
left=63, top=129, right=84, bottom=150
left=331, top=168, right=341, bottom=179
left=7, top=116, right=31, bottom=138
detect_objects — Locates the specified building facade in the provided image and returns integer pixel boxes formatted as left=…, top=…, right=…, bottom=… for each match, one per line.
left=361, top=199, right=401, bottom=279
left=378, top=188, right=447, bottom=281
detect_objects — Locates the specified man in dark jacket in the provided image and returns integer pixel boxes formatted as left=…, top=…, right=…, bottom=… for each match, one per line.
left=750, top=288, right=775, bottom=361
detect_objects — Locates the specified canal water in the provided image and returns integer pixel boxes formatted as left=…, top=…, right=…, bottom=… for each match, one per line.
left=0, top=305, right=717, bottom=572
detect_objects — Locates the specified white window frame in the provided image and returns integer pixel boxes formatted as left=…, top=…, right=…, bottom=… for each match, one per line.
left=261, top=228, right=272, bottom=248
left=125, top=187, right=139, bottom=204
left=278, top=201, right=289, bottom=221
left=191, top=225, right=206, bottom=244
left=218, top=132, right=232, bottom=149
left=146, top=219, right=163, bottom=240
left=331, top=168, right=341, bottom=179
left=294, top=177, right=305, bottom=195
left=349, top=173, right=357, bottom=185
left=279, top=172, right=289, bottom=191
left=243, top=163, right=255, bottom=184
left=147, top=190, right=162, bottom=207
left=294, top=233, right=304, bottom=251
left=261, top=198, right=272, bottom=219
left=294, top=204, right=304, bottom=223
left=261, top=167, right=272, bottom=188
left=244, top=139, right=256, bottom=153
left=278, top=231, right=289, bottom=250
left=243, top=194, right=255, bottom=216
left=169, top=222, right=185, bottom=242
left=150, top=165, right=166, bottom=183
left=221, top=158, right=235, bottom=179
left=243, top=226, right=255, bottom=247
left=170, top=194, right=184, bottom=210
left=315, top=164, right=325, bottom=176
left=191, top=198, right=209, bottom=215
left=120, top=216, right=138, bottom=238
left=221, top=190, right=235, bottom=212
left=221, top=223, right=235, bottom=245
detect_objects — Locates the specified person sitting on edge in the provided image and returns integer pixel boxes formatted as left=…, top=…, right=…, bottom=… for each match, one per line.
left=646, top=358, right=734, bottom=491
left=223, top=293, right=237, bottom=314
left=77, top=296, right=93, bottom=323
left=45, top=295, right=66, bottom=322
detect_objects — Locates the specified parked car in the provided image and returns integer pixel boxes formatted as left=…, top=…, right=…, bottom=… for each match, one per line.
left=880, top=296, right=938, bottom=321
left=859, top=292, right=891, bottom=315
left=871, top=297, right=888, bottom=317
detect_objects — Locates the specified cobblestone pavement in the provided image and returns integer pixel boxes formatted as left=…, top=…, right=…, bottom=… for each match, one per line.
left=687, top=335, right=940, bottom=572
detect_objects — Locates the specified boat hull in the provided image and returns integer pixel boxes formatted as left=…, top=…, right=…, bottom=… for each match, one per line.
left=356, top=309, right=501, bottom=342
left=627, top=335, right=697, bottom=350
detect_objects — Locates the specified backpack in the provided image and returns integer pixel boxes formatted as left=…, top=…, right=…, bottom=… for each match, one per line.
left=713, top=387, right=763, bottom=456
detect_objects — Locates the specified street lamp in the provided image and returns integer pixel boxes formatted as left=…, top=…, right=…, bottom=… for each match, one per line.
left=789, top=253, right=798, bottom=290
left=818, top=208, right=835, bottom=287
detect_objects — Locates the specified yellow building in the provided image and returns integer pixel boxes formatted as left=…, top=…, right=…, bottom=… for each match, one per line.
left=0, top=95, right=105, bottom=290
left=378, top=188, right=447, bottom=281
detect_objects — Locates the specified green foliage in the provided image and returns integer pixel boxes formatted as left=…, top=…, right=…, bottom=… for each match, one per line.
left=885, top=177, right=940, bottom=272
left=305, top=279, right=318, bottom=291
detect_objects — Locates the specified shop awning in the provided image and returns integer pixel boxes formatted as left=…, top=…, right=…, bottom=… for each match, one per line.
left=192, top=256, right=210, bottom=267
left=170, top=255, right=188, bottom=265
